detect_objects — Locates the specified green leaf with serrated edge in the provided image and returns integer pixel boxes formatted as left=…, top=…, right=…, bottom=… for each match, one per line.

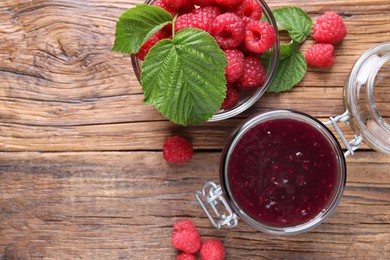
left=263, top=43, right=293, bottom=61
left=141, top=28, right=228, bottom=125
left=112, top=4, right=172, bottom=54
left=267, top=50, right=307, bottom=93
left=273, top=7, right=312, bottom=43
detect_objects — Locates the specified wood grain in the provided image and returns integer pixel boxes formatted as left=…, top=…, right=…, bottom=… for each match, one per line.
left=1, top=0, right=390, bottom=259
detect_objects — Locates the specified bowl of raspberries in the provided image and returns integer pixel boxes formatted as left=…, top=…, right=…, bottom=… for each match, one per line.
left=131, top=0, right=279, bottom=122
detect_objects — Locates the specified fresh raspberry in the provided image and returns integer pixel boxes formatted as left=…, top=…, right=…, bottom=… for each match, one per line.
left=152, top=0, right=176, bottom=17
left=305, top=43, right=335, bottom=67
left=200, top=239, right=225, bottom=260
left=176, top=252, right=197, bottom=260
left=176, top=13, right=212, bottom=33
left=163, top=136, right=193, bottom=163
left=244, top=20, right=276, bottom=53
left=224, top=49, right=244, bottom=83
left=192, top=6, right=221, bottom=22
left=237, top=56, right=266, bottom=91
left=171, top=219, right=202, bottom=254
left=211, top=13, right=245, bottom=49
left=135, top=30, right=170, bottom=60
left=192, top=0, right=216, bottom=7
left=313, top=12, right=347, bottom=44
left=232, top=0, right=262, bottom=21
left=215, top=0, right=243, bottom=6
left=221, top=84, right=239, bottom=110
left=162, top=0, right=188, bottom=11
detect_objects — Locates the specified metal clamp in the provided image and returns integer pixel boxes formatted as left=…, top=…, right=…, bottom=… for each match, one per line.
left=324, top=110, right=363, bottom=157
left=195, top=182, right=238, bottom=229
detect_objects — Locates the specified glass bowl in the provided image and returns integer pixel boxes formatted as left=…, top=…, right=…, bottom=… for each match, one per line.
left=131, top=0, right=280, bottom=122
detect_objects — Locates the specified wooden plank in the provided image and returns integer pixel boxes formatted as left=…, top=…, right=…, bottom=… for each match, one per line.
left=0, top=151, right=389, bottom=259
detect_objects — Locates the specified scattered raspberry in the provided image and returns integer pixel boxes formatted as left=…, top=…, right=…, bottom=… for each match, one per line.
left=176, top=13, right=212, bottom=33
left=224, top=49, right=244, bottom=83
left=136, top=30, right=170, bottom=60
left=192, top=6, right=221, bottom=22
left=232, top=0, right=262, bottom=21
left=305, top=43, right=335, bottom=67
left=313, top=12, right=347, bottom=44
left=237, top=56, right=266, bottom=91
left=171, top=219, right=202, bottom=254
left=221, top=84, right=239, bottom=110
left=244, top=20, right=276, bottom=53
left=193, top=0, right=216, bottom=7
left=176, top=252, right=197, bottom=260
left=163, top=136, right=193, bottom=163
left=215, top=0, right=243, bottom=6
left=211, top=13, right=245, bottom=49
left=200, top=239, right=225, bottom=260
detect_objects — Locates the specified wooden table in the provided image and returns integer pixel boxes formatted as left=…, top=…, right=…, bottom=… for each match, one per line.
left=1, top=0, right=389, bottom=259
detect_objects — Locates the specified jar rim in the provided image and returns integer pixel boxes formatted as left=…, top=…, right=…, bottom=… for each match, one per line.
left=219, top=110, right=347, bottom=235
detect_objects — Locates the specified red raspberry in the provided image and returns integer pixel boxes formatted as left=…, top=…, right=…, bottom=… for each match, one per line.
left=221, top=84, right=239, bottom=110
left=192, top=6, right=221, bottom=22
left=152, top=0, right=176, bottom=17
left=171, top=219, right=202, bottom=254
left=215, top=0, right=243, bottom=6
left=211, top=13, right=245, bottom=49
left=305, top=43, right=335, bottom=67
left=176, top=252, right=197, bottom=260
left=200, top=239, right=225, bottom=260
left=176, top=13, right=212, bottom=33
left=163, top=136, right=193, bottom=163
left=224, top=49, right=244, bottom=83
left=192, top=0, right=216, bottom=7
left=237, top=56, right=266, bottom=91
left=162, top=0, right=188, bottom=11
left=136, top=30, right=170, bottom=60
left=313, top=12, right=347, bottom=44
left=232, top=0, right=262, bottom=21
left=244, top=20, right=276, bottom=53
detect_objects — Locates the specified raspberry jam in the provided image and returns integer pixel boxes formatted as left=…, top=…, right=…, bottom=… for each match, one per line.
left=222, top=111, right=346, bottom=232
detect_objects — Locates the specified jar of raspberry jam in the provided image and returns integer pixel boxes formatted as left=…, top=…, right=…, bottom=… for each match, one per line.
left=196, top=42, right=390, bottom=235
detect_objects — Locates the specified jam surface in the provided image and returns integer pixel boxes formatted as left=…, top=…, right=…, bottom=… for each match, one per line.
left=228, top=118, right=340, bottom=227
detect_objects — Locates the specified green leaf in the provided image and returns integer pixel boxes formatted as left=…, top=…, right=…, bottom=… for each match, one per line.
left=263, top=43, right=293, bottom=61
left=273, top=7, right=312, bottom=43
left=267, top=50, right=307, bottom=93
left=112, top=4, right=173, bottom=54
left=141, top=28, right=228, bottom=125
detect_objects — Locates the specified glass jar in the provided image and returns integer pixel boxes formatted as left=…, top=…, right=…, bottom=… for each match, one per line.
left=131, top=0, right=280, bottom=122
left=196, top=42, right=390, bottom=235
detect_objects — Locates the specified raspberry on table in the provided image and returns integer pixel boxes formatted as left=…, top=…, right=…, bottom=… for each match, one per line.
left=244, top=20, right=276, bottom=53
left=200, top=239, right=225, bottom=260
left=221, top=84, right=239, bottom=110
left=232, top=0, right=262, bottom=21
left=176, top=13, right=213, bottom=33
left=211, top=13, right=245, bottom=49
left=215, top=0, right=243, bottom=6
left=305, top=43, right=335, bottom=67
left=237, top=56, right=266, bottom=91
left=192, top=6, right=221, bottom=22
left=313, top=12, right=347, bottom=44
left=163, top=136, right=193, bottom=163
left=171, top=219, right=202, bottom=254
left=176, top=252, right=197, bottom=260
left=224, top=49, right=245, bottom=83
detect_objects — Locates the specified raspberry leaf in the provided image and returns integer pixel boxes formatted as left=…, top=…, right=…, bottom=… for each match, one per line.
left=272, top=7, right=312, bottom=43
left=267, top=47, right=307, bottom=93
left=141, top=28, right=228, bottom=125
left=112, top=4, right=172, bottom=54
